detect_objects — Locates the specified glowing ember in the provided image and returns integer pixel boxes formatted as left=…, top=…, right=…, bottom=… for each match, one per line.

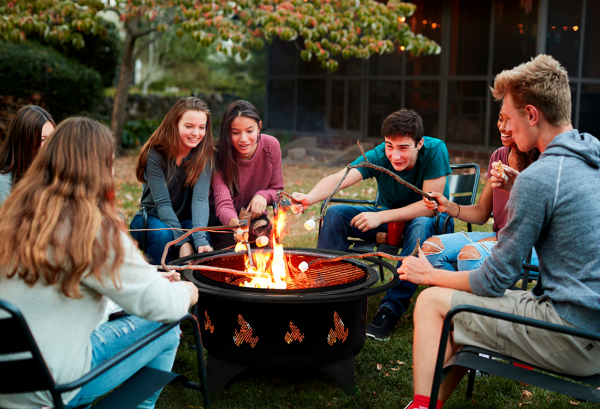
left=239, top=210, right=291, bottom=289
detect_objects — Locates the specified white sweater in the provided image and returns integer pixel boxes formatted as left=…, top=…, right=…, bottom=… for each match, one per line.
left=0, top=232, right=191, bottom=408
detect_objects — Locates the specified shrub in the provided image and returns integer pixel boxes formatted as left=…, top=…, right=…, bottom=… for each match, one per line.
left=121, top=118, right=162, bottom=148
left=0, top=41, right=103, bottom=121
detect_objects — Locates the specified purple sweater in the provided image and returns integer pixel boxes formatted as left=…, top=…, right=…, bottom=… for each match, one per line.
left=211, top=134, right=284, bottom=224
left=487, top=147, right=510, bottom=233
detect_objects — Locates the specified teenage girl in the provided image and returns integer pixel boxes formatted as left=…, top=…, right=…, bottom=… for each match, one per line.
left=209, top=100, right=284, bottom=249
left=130, top=97, right=214, bottom=263
left=0, top=117, right=197, bottom=409
left=0, top=105, right=55, bottom=205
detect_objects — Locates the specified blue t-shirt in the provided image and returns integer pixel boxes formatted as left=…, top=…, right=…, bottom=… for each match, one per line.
left=350, top=136, right=451, bottom=209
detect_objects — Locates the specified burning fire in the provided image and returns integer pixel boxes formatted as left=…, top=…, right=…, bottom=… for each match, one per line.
left=240, top=210, right=291, bottom=289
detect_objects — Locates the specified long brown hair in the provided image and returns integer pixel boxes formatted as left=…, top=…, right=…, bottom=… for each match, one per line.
left=0, top=105, right=55, bottom=185
left=0, top=117, right=125, bottom=299
left=136, top=97, right=214, bottom=186
left=216, top=100, right=262, bottom=197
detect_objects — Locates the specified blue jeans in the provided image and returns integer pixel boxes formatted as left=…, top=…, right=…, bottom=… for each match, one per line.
left=130, top=214, right=195, bottom=264
left=425, top=231, right=539, bottom=279
left=317, top=205, right=453, bottom=317
left=65, top=316, right=181, bottom=409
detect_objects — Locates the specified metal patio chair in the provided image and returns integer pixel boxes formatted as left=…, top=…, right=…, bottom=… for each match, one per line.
left=428, top=304, right=600, bottom=408
left=0, top=299, right=210, bottom=409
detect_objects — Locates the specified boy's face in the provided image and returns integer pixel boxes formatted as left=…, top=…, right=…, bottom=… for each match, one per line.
left=503, top=93, right=536, bottom=152
left=384, top=135, right=423, bottom=172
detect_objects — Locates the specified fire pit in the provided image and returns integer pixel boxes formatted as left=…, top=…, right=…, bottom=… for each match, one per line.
left=177, top=248, right=398, bottom=395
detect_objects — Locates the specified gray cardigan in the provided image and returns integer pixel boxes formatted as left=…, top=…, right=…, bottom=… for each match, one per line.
left=136, top=148, right=212, bottom=247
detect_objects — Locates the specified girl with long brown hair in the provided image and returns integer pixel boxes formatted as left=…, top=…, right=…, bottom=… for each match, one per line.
left=131, top=97, right=214, bottom=263
left=209, top=100, right=284, bottom=249
left=0, top=117, right=198, bottom=409
left=0, top=105, right=55, bottom=205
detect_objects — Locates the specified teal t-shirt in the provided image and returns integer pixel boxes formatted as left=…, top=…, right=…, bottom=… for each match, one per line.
left=350, top=136, right=451, bottom=209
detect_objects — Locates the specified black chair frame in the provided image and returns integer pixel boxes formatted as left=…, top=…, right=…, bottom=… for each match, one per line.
left=0, top=300, right=210, bottom=409
left=429, top=304, right=600, bottom=408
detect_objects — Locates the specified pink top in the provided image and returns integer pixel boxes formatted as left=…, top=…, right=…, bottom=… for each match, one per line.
left=211, top=134, right=284, bottom=224
left=487, top=147, right=510, bottom=233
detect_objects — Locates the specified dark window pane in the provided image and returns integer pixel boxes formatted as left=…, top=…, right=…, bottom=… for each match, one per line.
left=299, top=57, right=324, bottom=75
left=582, top=0, right=600, bottom=78
left=331, top=81, right=344, bottom=129
left=489, top=99, right=503, bottom=148
left=579, top=83, right=600, bottom=138
left=406, top=0, right=442, bottom=76
left=449, top=0, right=492, bottom=75
left=333, top=58, right=363, bottom=76
left=546, top=0, right=582, bottom=77
left=368, top=80, right=402, bottom=136
left=268, top=39, right=296, bottom=76
left=405, top=80, right=439, bottom=138
left=370, top=51, right=403, bottom=77
left=447, top=81, right=487, bottom=145
left=297, top=80, right=326, bottom=132
left=267, top=79, right=295, bottom=130
left=347, top=81, right=362, bottom=131
left=493, top=0, right=538, bottom=74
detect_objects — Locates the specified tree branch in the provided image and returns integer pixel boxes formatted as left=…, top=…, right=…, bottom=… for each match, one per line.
left=133, top=30, right=163, bottom=60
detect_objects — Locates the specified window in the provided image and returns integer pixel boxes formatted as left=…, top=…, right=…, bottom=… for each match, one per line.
left=579, top=83, right=600, bottom=138
left=267, top=79, right=294, bottom=130
left=447, top=81, right=487, bottom=145
left=368, top=80, right=402, bottom=137
left=546, top=0, right=583, bottom=76
left=582, top=0, right=600, bottom=79
left=405, top=80, right=439, bottom=137
left=449, top=0, right=492, bottom=76
left=406, top=0, right=442, bottom=76
left=297, top=80, right=326, bottom=132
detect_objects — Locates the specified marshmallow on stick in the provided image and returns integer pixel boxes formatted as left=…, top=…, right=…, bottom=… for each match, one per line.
left=495, top=160, right=509, bottom=183
left=304, top=219, right=316, bottom=231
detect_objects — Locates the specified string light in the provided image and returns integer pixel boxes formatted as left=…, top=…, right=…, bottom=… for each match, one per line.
left=400, top=45, right=405, bottom=51
left=518, top=23, right=523, bottom=28
left=422, top=20, right=427, bottom=25
left=551, top=26, right=556, bottom=29
left=573, top=26, right=579, bottom=31
left=431, top=23, right=437, bottom=29
left=398, top=16, right=405, bottom=22
left=563, top=26, right=568, bottom=31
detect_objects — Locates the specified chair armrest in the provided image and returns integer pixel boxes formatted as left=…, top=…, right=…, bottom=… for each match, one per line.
left=55, top=313, right=199, bottom=394
left=429, top=304, right=600, bottom=406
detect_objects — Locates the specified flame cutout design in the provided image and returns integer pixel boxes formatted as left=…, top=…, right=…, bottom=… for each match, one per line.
left=204, top=311, right=214, bottom=334
left=233, top=314, right=259, bottom=348
left=327, top=311, right=349, bottom=346
left=284, top=321, right=305, bottom=344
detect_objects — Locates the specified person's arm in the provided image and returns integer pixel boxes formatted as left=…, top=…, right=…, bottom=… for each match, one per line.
left=191, top=163, right=212, bottom=253
left=424, top=179, right=494, bottom=226
left=249, top=139, right=285, bottom=219
left=490, top=161, right=520, bottom=193
left=291, top=168, right=364, bottom=209
left=211, top=171, right=239, bottom=226
left=350, top=175, right=447, bottom=232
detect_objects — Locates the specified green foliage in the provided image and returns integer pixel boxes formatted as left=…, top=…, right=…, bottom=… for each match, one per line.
left=121, top=118, right=162, bottom=148
left=0, top=41, right=103, bottom=121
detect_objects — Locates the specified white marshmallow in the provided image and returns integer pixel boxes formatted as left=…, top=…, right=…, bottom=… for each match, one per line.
left=256, top=236, right=269, bottom=247
left=304, top=219, right=316, bottom=230
left=299, top=261, right=309, bottom=272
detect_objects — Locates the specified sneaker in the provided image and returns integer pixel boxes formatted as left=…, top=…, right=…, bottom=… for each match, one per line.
left=366, top=307, right=399, bottom=340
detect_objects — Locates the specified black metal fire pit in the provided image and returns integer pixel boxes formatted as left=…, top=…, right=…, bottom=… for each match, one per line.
left=176, top=248, right=398, bottom=395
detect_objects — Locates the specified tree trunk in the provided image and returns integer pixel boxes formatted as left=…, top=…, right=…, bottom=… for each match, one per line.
left=110, top=29, right=136, bottom=156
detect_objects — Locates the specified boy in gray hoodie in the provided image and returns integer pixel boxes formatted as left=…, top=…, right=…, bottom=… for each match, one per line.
left=398, top=54, right=600, bottom=409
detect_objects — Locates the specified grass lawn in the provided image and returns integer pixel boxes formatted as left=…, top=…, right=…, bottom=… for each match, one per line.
left=114, top=154, right=593, bottom=409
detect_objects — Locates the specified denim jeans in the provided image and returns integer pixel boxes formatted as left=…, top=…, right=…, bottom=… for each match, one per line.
left=425, top=231, right=539, bottom=279
left=65, top=316, right=181, bottom=409
left=130, top=214, right=195, bottom=264
left=317, top=204, right=453, bottom=317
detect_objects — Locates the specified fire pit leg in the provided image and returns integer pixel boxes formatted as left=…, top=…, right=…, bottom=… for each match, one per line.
left=207, top=353, right=250, bottom=395
left=316, top=354, right=357, bottom=395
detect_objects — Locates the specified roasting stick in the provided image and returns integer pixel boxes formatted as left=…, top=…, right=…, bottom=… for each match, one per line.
left=300, top=240, right=420, bottom=272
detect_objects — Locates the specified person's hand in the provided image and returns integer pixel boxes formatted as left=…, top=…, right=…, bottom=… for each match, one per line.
left=247, top=194, right=267, bottom=219
left=490, top=161, right=519, bottom=193
left=291, top=192, right=312, bottom=211
left=351, top=212, right=383, bottom=232
left=161, top=270, right=181, bottom=282
left=398, top=246, right=434, bottom=286
left=179, top=242, right=193, bottom=258
left=183, top=282, right=199, bottom=306
left=424, top=191, right=450, bottom=213
left=197, top=245, right=212, bottom=253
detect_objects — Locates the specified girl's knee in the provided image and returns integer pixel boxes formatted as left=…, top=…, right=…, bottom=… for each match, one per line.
left=458, top=245, right=481, bottom=261
left=422, top=236, right=444, bottom=255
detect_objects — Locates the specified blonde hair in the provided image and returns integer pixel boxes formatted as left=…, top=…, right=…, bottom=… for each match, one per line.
left=0, top=117, right=125, bottom=298
left=491, top=54, right=571, bottom=127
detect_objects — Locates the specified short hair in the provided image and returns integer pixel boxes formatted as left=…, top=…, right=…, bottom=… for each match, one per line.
left=491, top=54, right=571, bottom=127
left=381, top=109, right=424, bottom=145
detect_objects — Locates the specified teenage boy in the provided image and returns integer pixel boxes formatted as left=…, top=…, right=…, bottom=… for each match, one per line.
left=399, top=54, right=600, bottom=409
left=292, top=108, right=452, bottom=340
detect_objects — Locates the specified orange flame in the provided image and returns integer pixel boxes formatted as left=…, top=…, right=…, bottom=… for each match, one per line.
left=240, top=210, right=289, bottom=289
left=234, top=242, right=247, bottom=253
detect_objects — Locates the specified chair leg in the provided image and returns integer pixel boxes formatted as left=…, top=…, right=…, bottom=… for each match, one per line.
left=466, top=369, right=476, bottom=399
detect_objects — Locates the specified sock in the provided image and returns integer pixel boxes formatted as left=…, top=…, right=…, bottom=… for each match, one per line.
left=405, top=395, right=445, bottom=409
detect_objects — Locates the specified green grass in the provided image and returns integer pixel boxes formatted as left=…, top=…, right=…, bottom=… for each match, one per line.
left=112, top=156, right=592, bottom=409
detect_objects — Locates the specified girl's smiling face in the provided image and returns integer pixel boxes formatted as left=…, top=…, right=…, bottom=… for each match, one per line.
left=230, top=115, right=262, bottom=158
left=178, top=110, right=207, bottom=153
left=498, top=106, right=515, bottom=148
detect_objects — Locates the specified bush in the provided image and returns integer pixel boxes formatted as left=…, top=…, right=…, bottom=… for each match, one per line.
left=121, top=118, right=162, bottom=148
left=0, top=41, right=103, bottom=121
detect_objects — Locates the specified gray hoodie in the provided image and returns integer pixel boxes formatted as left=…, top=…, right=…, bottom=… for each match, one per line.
left=470, top=129, right=600, bottom=333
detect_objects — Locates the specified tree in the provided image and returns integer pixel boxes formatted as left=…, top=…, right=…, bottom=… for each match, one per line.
left=1, top=0, right=440, bottom=152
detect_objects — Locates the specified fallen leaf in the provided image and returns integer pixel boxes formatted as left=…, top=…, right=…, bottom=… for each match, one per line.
left=376, top=363, right=383, bottom=371
left=522, top=390, right=532, bottom=400
left=295, top=180, right=303, bottom=186
left=385, top=373, right=390, bottom=377
left=258, top=390, right=266, bottom=396
left=391, top=368, right=398, bottom=371
left=390, top=360, right=394, bottom=364
left=397, top=360, right=405, bottom=365
left=570, top=401, right=580, bottom=406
